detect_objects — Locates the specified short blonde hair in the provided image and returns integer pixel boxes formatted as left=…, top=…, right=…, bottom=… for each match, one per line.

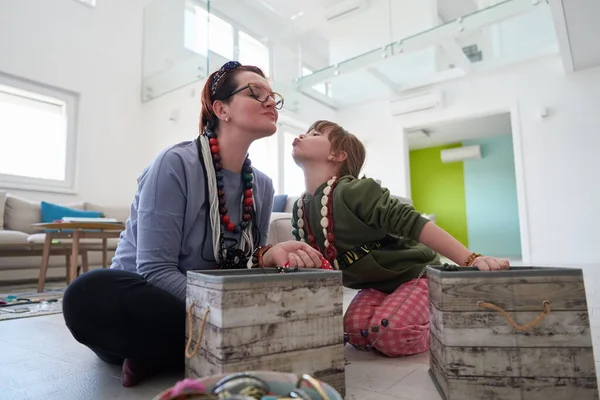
left=307, top=120, right=366, bottom=178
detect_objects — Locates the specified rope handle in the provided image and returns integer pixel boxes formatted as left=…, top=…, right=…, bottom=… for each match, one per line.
left=477, top=300, right=552, bottom=332
left=185, top=301, right=210, bottom=359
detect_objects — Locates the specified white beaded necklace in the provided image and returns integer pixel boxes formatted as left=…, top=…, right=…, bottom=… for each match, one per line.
left=295, top=176, right=340, bottom=269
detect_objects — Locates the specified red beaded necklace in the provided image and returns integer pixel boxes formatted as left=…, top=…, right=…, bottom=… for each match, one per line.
left=207, top=135, right=254, bottom=233
left=294, top=176, right=340, bottom=270
left=203, top=131, right=255, bottom=269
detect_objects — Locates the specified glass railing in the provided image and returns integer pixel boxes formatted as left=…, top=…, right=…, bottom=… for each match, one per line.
left=294, top=0, right=557, bottom=108
left=141, top=0, right=556, bottom=106
left=142, top=0, right=211, bottom=101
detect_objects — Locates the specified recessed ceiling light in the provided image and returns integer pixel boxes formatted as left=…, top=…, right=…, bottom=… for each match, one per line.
left=290, top=11, right=304, bottom=20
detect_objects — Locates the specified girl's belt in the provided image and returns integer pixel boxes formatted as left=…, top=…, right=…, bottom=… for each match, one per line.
left=336, top=235, right=397, bottom=270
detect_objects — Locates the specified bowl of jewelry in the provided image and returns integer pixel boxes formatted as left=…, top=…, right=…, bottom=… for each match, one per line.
left=155, top=371, right=343, bottom=400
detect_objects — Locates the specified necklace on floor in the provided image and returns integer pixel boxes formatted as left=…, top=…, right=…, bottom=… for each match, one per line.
left=199, top=130, right=255, bottom=269
left=293, top=175, right=428, bottom=351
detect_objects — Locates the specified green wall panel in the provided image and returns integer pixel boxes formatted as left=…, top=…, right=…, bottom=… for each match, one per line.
left=409, top=144, right=469, bottom=247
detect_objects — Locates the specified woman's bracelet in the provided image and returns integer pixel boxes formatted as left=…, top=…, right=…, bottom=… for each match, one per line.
left=464, top=252, right=483, bottom=266
left=250, top=245, right=273, bottom=268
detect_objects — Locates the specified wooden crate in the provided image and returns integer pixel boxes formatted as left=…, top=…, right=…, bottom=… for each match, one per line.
left=427, top=265, right=598, bottom=400
left=185, top=268, right=346, bottom=396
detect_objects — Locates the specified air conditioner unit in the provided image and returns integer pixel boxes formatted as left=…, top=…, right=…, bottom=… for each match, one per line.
left=440, top=145, right=481, bottom=163
left=324, top=0, right=367, bottom=22
left=390, top=90, right=443, bottom=116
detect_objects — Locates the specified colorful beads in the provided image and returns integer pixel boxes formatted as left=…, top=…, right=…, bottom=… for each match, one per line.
left=209, top=135, right=255, bottom=251
left=294, top=176, right=340, bottom=270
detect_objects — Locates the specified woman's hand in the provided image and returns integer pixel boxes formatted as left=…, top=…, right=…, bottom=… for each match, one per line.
left=262, top=241, right=323, bottom=268
left=471, top=256, right=510, bottom=271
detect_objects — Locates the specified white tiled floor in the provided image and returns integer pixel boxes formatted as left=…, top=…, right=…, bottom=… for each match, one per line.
left=0, top=288, right=442, bottom=400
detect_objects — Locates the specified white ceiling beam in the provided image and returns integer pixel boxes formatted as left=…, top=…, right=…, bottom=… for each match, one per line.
left=548, top=0, right=574, bottom=73
left=549, top=0, right=600, bottom=72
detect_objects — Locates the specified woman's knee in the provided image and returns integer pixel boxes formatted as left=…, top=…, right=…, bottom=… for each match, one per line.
left=63, top=269, right=142, bottom=330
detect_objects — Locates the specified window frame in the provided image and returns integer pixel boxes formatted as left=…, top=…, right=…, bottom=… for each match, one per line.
left=184, top=5, right=273, bottom=78
left=0, top=72, right=79, bottom=194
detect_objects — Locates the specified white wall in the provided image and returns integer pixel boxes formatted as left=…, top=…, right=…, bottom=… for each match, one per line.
left=336, top=100, right=408, bottom=195
left=0, top=0, right=150, bottom=206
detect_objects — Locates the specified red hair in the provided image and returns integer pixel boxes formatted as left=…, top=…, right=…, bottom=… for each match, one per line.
left=199, top=65, right=266, bottom=133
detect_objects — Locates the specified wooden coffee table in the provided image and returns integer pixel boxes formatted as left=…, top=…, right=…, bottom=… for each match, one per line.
left=31, top=222, right=125, bottom=292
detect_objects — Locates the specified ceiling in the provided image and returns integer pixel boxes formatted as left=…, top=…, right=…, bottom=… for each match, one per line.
left=406, top=112, right=512, bottom=150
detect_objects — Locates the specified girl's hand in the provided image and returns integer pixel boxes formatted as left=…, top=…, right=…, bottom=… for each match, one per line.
left=472, top=256, right=510, bottom=271
left=262, top=241, right=323, bottom=268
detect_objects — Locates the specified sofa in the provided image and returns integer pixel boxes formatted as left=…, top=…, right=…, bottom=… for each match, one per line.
left=0, top=191, right=296, bottom=284
left=0, top=190, right=413, bottom=284
left=0, top=191, right=130, bottom=283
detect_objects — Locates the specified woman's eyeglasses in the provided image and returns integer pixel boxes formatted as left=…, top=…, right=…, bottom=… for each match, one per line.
left=227, top=83, right=284, bottom=110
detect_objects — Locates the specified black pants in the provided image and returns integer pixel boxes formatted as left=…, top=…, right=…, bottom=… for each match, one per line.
left=62, top=269, right=185, bottom=370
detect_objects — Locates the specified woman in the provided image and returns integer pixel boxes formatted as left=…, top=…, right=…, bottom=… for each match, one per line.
left=62, top=61, right=322, bottom=387
left=290, top=120, right=510, bottom=357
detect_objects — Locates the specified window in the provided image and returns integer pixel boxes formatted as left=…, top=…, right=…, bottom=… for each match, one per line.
left=239, top=31, right=270, bottom=77
left=185, top=6, right=234, bottom=59
left=247, top=121, right=306, bottom=196
left=184, top=5, right=271, bottom=76
left=208, top=13, right=235, bottom=60
left=282, top=132, right=305, bottom=196
left=0, top=74, right=77, bottom=192
left=249, top=133, right=279, bottom=192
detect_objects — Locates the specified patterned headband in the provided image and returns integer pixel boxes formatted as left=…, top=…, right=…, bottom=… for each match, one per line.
left=210, top=61, right=242, bottom=96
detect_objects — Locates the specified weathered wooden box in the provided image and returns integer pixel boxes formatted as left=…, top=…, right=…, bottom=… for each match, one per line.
left=427, top=265, right=598, bottom=400
left=185, top=268, right=346, bottom=396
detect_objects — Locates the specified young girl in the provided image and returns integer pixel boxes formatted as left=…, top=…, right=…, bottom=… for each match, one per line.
left=290, top=120, right=510, bottom=357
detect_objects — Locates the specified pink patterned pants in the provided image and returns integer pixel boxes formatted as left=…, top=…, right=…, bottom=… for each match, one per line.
left=344, top=278, right=430, bottom=357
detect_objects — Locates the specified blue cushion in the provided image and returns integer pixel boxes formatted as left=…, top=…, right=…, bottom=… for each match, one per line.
left=41, top=201, right=103, bottom=223
left=272, top=194, right=288, bottom=212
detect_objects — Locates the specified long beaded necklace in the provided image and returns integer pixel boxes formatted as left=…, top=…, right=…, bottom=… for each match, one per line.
left=293, top=176, right=429, bottom=351
left=294, top=176, right=340, bottom=270
left=200, top=131, right=255, bottom=269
